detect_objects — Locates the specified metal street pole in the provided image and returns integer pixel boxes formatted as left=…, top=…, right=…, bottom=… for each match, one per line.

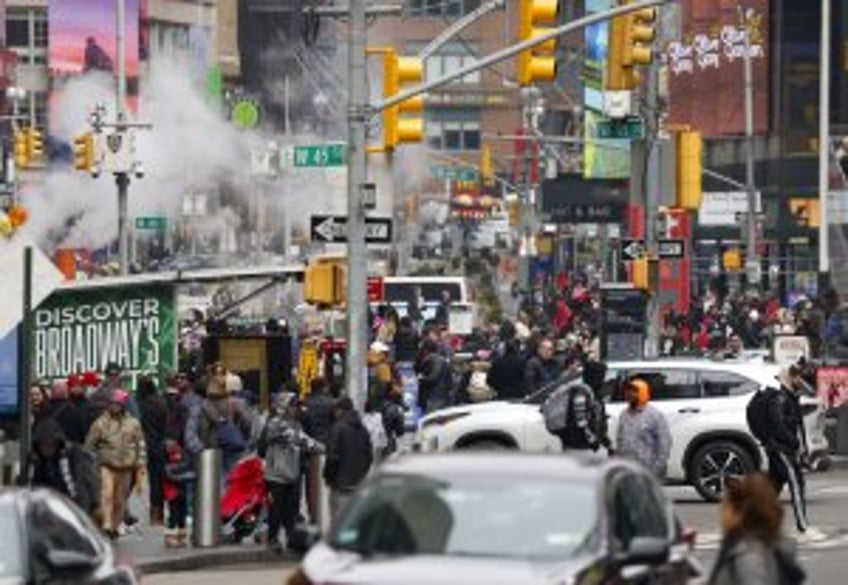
left=518, top=87, right=539, bottom=299
left=819, top=0, right=831, bottom=285
left=345, top=0, right=369, bottom=410
left=741, top=6, right=759, bottom=287
left=17, top=247, right=32, bottom=480
left=116, top=0, right=130, bottom=275
left=643, top=39, right=662, bottom=359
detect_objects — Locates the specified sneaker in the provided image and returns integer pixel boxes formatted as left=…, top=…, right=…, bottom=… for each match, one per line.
left=267, top=539, right=284, bottom=553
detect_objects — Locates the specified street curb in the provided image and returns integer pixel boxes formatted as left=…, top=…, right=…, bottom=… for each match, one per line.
left=135, top=547, right=298, bottom=575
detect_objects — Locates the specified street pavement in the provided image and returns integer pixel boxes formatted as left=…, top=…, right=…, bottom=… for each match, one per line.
left=130, top=467, right=848, bottom=582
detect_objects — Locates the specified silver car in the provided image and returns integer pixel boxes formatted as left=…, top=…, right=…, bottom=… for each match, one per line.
left=290, top=453, right=700, bottom=585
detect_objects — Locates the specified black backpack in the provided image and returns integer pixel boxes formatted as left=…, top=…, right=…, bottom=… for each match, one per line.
left=746, top=388, right=775, bottom=444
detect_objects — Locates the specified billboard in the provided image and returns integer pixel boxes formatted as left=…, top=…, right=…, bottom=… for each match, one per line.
left=33, top=284, right=176, bottom=388
left=49, top=0, right=140, bottom=97
left=583, top=0, right=630, bottom=179
left=666, top=0, right=770, bottom=137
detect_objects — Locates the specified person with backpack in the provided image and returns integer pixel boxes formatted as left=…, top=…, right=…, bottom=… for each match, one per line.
left=746, top=365, right=810, bottom=533
left=708, top=473, right=805, bottom=585
left=543, top=360, right=612, bottom=452
left=258, top=393, right=319, bottom=552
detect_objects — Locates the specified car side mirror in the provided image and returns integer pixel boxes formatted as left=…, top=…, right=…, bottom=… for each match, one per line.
left=45, top=549, right=98, bottom=573
left=618, top=537, right=670, bottom=567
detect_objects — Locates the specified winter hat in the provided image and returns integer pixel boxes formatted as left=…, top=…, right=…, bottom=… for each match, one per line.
left=67, top=373, right=83, bottom=389
left=111, top=389, right=131, bottom=407
left=50, top=381, right=69, bottom=401
left=370, top=341, right=390, bottom=354
left=276, top=392, right=298, bottom=412
left=82, top=371, right=101, bottom=387
left=626, top=379, right=651, bottom=407
left=104, top=362, right=121, bottom=376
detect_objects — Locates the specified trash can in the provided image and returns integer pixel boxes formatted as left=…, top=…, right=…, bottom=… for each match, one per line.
left=193, top=449, right=222, bottom=547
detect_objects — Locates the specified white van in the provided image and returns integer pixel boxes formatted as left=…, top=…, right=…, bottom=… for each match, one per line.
left=374, top=276, right=475, bottom=328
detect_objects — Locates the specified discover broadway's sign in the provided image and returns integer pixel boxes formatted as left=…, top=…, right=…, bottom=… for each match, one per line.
left=33, top=284, right=176, bottom=385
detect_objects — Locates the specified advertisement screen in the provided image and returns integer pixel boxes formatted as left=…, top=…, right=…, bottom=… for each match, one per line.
left=0, top=327, right=18, bottom=416
left=666, top=0, right=770, bottom=137
left=33, top=284, right=176, bottom=389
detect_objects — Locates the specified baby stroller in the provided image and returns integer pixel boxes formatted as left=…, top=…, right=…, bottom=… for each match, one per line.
left=221, top=456, right=268, bottom=543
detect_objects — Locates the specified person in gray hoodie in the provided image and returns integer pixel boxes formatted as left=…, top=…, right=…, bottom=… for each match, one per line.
left=615, top=378, right=672, bottom=478
left=708, top=473, right=805, bottom=585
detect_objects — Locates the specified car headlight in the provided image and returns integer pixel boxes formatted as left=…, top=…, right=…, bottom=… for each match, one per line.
left=420, top=412, right=470, bottom=429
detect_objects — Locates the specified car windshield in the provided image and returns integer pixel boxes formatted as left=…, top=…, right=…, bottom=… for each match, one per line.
left=523, top=371, right=582, bottom=405
left=0, top=496, right=23, bottom=578
left=332, top=473, right=598, bottom=560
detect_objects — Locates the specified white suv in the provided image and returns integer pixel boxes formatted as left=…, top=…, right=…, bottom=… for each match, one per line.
left=415, top=359, right=829, bottom=502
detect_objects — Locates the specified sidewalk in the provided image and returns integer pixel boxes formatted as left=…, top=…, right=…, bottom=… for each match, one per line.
left=116, top=525, right=297, bottom=575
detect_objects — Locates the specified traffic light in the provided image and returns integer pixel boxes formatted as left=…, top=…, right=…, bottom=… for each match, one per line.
left=26, top=128, right=44, bottom=162
left=676, top=130, right=703, bottom=210
left=631, top=256, right=649, bottom=290
left=606, top=2, right=657, bottom=91
left=517, top=0, right=559, bottom=86
left=73, top=133, right=95, bottom=171
left=13, top=130, right=28, bottom=169
left=480, top=144, right=494, bottom=186
left=304, top=261, right=345, bottom=307
left=722, top=249, right=742, bottom=272
left=507, top=196, right=521, bottom=227
left=382, top=49, right=424, bottom=150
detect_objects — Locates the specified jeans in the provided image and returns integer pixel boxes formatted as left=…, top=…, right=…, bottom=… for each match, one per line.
left=267, top=480, right=301, bottom=545
left=167, top=483, right=189, bottom=530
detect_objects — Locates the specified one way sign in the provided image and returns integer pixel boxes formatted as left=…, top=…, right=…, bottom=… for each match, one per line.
left=310, top=215, right=393, bottom=244
left=620, top=239, right=646, bottom=261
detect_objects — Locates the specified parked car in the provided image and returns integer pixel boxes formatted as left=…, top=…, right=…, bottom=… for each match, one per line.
left=0, top=488, right=137, bottom=585
left=415, top=359, right=829, bottom=501
left=289, top=453, right=700, bottom=585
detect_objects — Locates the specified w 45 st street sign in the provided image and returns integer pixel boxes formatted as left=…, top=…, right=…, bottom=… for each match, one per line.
left=293, top=144, right=345, bottom=167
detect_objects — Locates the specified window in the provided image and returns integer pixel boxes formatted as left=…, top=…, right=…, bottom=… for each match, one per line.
left=6, top=11, right=29, bottom=48
left=609, top=473, right=669, bottom=552
left=421, top=42, right=480, bottom=85
left=33, top=13, right=48, bottom=48
left=409, top=0, right=482, bottom=17
left=427, top=118, right=481, bottom=151
left=619, top=370, right=701, bottom=401
left=20, top=92, right=48, bottom=129
left=700, top=371, right=758, bottom=397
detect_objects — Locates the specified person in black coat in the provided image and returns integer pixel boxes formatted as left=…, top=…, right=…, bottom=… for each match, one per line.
left=138, top=375, right=169, bottom=525
left=323, top=398, right=373, bottom=521
left=394, top=316, right=420, bottom=363
left=28, top=419, right=98, bottom=515
left=302, top=378, right=335, bottom=446
left=487, top=340, right=527, bottom=400
left=524, top=338, right=559, bottom=393
left=41, top=381, right=89, bottom=445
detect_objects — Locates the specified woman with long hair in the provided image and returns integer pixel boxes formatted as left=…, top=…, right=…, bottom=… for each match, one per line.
left=708, top=472, right=805, bottom=585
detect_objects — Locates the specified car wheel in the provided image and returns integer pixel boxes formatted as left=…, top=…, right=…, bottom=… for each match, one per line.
left=690, top=441, right=755, bottom=502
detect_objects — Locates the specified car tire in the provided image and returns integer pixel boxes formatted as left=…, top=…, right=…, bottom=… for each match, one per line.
left=689, top=440, right=756, bottom=502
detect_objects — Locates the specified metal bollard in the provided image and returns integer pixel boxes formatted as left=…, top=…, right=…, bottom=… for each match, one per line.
left=193, top=449, right=222, bottom=548
left=306, top=452, right=330, bottom=534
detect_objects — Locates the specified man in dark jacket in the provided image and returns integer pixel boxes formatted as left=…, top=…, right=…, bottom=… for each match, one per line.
left=394, top=316, right=420, bottom=363
left=28, top=419, right=98, bottom=515
left=323, top=397, right=372, bottom=521
left=41, top=381, right=89, bottom=445
left=416, top=339, right=452, bottom=413
left=302, top=377, right=335, bottom=446
left=487, top=340, right=527, bottom=400
left=525, top=338, right=559, bottom=393
left=766, top=366, right=809, bottom=533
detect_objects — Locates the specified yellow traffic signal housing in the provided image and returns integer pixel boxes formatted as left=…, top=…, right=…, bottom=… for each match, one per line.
left=676, top=130, right=703, bottom=210
left=73, top=133, right=95, bottom=171
left=383, top=50, right=424, bottom=150
left=305, top=262, right=346, bottom=307
left=606, top=4, right=657, bottom=91
left=480, top=144, right=494, bottom=186
left=723, top=249, right=742, bottom=272
left=517, top=0, right=559, bottom=86
left=13, top=130, right=28, bottom=169
left=507, top=197, right=521, bottom=227
left=26, top=128, right=44, bottom=161
left=631, top=256, right=649, bottom=290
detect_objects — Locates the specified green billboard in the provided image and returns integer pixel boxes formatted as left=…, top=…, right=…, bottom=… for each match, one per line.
left=33, top=284, right=177, bottom=388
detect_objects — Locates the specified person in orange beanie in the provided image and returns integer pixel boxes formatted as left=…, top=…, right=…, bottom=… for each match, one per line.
left=616, top=378, right=672, bottom=478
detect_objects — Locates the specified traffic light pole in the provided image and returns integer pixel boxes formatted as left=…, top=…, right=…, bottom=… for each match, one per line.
left=741, top=7, right=759, bottom=287
left=818, top=0, right=831, bottom=290
left=345, top=0, right=370, bottom=410
left=116, top=0, right=130, bottom=275
left=643, top=45, right=662, bottom=359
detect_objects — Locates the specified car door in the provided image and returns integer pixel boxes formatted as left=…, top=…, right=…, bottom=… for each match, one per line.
left=607, top=369, right=702, bottom=479
left=607, top=471, right=681, bottom=584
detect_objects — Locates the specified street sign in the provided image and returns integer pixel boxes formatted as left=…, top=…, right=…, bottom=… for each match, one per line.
left=294, top=144, right=345, bottom=168
left=135, top=216, right=167, bottom=230
left=429, top=165, right=478, bottom=182
left=657, top=239, right=685, bottom=259
left=595, top=116, right=645, bottom=139
left=621, top=239, right=646, bottom=261
left=545, top=202, right=626, bottom=224
left=310, top=215, right=393, bottom=244
left=366, top=276, right=385, bottom=302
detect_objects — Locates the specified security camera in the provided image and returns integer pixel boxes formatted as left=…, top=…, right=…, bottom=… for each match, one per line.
left=133, top=162, right=145, bottom=179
